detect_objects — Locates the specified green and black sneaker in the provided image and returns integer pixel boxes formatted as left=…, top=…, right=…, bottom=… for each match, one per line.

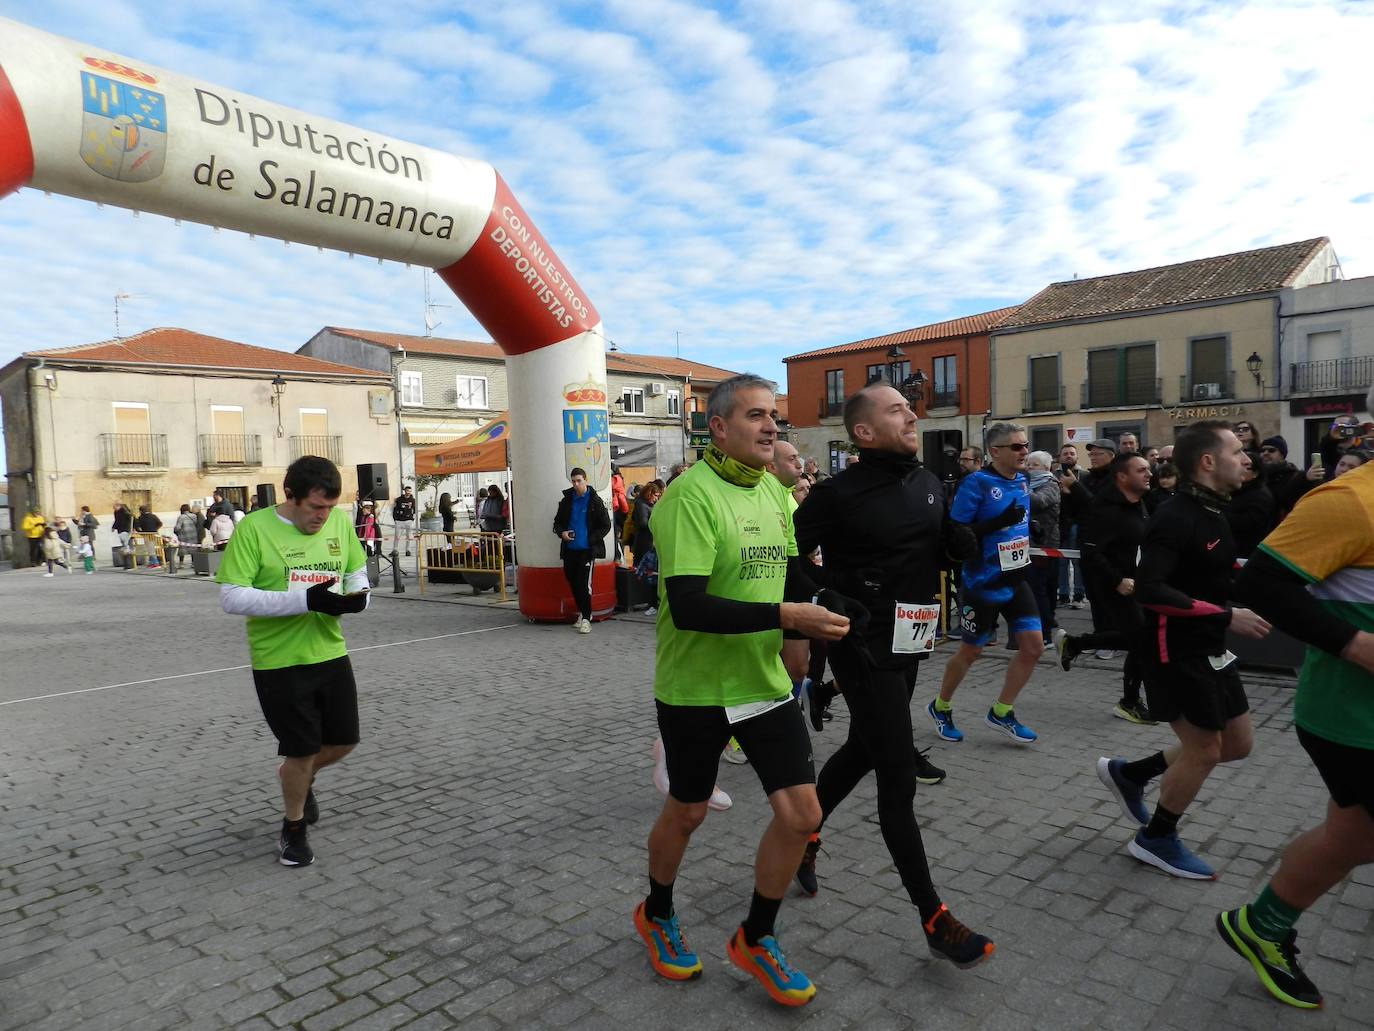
left=1216, top=906, right=1322, bottom=1010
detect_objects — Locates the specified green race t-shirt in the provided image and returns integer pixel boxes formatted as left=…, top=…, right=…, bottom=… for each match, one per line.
left=651, top=462, right=797, bottom=707
left=1256, top=463, right=1374, bottom=749
left=216, top=506, right=367, bottom=670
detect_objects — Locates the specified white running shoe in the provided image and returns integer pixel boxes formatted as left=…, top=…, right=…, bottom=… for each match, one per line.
left=577, top=618, right=591, bottom=634
left=43, top=572, right=54, bottom=577
left=722, top=739, right=749, bottom=765
left=707, top=786, right=733, bottom=811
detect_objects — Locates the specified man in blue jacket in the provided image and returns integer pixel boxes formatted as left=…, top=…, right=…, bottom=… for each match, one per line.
left=552, top=467, right=612, bottom=633
left=929, top=422, right=1042, bottom=744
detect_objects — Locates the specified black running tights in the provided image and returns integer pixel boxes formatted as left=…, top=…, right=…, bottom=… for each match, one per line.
left=1070, top=594, right=1144, bottom=705
left=816, top=647, right=941, bottom=919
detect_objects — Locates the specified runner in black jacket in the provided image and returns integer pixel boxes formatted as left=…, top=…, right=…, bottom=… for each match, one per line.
left=1093, top=421, right=1271, bottom=881
left=1055, top=453, right=1155, bottom=724
left=792, top=383, right=993, bottom=969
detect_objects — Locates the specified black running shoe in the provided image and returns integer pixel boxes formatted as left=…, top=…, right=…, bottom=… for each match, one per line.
left=278, top=822, right=314, bottom=868
left=923, top=905, right=994, bottom=968
left=1216, top=907, right=1322, bottom=1010
left=796, top=837, right=820, bottom=897
left=303, top=783, right=319, bottom=826
left=1054, top=628, right=1081, bottom=671
left=915, top=748, right=946, bottom=785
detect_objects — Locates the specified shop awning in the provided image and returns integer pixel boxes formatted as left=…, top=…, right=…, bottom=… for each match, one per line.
left=610, top=433, right=656, bottom=467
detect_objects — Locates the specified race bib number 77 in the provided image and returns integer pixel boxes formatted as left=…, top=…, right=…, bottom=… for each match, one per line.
left=892, top=601, right=941, bottom=654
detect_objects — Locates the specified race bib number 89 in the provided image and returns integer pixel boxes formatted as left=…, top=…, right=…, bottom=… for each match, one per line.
left=893, top=601, right=941, bottom=654
left=997, top=537, right=1030, bottom=572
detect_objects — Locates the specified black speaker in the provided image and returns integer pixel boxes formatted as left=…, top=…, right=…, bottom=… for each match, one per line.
left=357, top=463, right=389, bottom=501
left=255, top=483, right=277, bottom=508
left=922, top=429, right=963, bottom=482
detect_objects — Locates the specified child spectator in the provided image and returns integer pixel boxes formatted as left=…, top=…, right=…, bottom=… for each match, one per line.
left=41, top=526, right=71, bottom=576
left=78, top=535, right=95, bottom=574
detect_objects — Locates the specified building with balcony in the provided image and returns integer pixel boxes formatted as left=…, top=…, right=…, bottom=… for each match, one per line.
left=783, top=307, right=1016, bottom=479
left=0, top=328, right=394, bottom=551
left=301, top=327, right=748, bottom=492
left=991, top=237, right=1340, bottom=454
left=1278, top=275, right=1374, bottom=459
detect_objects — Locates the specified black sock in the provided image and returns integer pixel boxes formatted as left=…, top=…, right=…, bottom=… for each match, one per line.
left=282, top=817, right=306, bottom=833
left=645, top=876, right=674, bottom=921
left=741, top=890, right=782, bottom=946
left=1144, top=804, right=1182, bottom=840
left=1121, top=750, right=1168, bottom=787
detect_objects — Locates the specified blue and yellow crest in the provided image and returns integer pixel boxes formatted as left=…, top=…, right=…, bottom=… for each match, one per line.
left=79, top=71, right=167, bottom=182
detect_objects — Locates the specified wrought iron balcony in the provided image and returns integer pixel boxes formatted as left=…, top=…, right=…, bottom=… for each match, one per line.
left=198, top=434, right=262, bottom=468
left=1081, top=378, right=1162, bottom=410
left=928, top=387, right=960, bottom=410
left=99, top=433, right=168, bottom=473
left=1289, top=356, right=1374, bottom=394
left=1021, top=386, right=1065, bottom=414
left=289, top=434, right=343, bottom=464
left=1178, top=370, right=1237, bottom=403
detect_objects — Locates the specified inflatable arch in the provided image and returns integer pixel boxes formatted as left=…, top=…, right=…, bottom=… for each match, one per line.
left=0, top=17, right=616, bottom=620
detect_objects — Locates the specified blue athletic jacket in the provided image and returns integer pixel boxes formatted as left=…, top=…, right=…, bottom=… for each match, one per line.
left=950, top=468, right=1031, bottom=600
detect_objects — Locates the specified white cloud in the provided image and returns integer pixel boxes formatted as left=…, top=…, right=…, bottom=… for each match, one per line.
left=2, top=0, right=1373, bottom=447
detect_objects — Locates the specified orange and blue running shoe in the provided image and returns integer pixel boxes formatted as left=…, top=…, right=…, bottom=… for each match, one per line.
left=726, top=926, right=815, bottom=1006
left=633, top=902, right=702, bottom=981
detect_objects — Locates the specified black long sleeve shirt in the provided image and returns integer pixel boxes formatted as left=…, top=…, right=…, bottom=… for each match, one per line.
left=793, top=449, right=949, bottom=668
left=1135, top=488, right=1236, bottom=660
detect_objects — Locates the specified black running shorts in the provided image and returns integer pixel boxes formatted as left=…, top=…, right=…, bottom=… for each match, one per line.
left=1142, top=654, right=1248, bottom=731
left=958, top=580, right=1041, bottom=646
left=655, top=697, right=814, bottom=805
left=252, top=655, right=360, bottom=757
left=1296, top=727, right=1374, bottom=817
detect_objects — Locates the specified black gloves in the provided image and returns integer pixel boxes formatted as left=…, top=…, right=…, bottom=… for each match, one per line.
left=944, top=523, right=980, bottom=562
left=815, top=588, right=870, bottom=637
left=971, top=502, right=1024, bottom=537
left=306, top=579, right=368, bottom=616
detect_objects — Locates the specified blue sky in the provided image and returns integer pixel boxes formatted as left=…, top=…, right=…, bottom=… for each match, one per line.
left=2, top=0, right=1372, bottom=398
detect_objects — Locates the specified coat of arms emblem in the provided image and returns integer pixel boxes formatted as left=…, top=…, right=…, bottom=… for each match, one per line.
left=80, top=71, right=166, bottom=182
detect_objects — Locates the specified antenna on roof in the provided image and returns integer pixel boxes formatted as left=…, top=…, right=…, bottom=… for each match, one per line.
left=113, top=292, right=146, bottom=339
left=422, top=269, right=452, bottom=337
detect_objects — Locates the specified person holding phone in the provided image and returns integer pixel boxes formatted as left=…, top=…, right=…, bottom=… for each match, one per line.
left=217, top=456, right=370, bottom=868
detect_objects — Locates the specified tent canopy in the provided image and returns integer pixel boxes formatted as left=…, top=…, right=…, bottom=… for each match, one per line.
left=414, top=413, right=510, bottom=476
left=610, top=433, right=656, bottom=468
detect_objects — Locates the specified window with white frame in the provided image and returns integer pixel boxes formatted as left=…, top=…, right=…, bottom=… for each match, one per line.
left=400, top=370, right=423, bottom=407
left=667, top=389, right=680, bottom=416
left=456, top=375, right=488, bottom=409
left=621, top=387, right=645, bottom=414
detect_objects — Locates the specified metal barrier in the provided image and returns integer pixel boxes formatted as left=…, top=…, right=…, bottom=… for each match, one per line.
left=416, top=531, right=508, bottom=601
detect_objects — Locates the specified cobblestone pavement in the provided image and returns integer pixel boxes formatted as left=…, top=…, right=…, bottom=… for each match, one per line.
left=2, top=566, right=1371, bottom=1030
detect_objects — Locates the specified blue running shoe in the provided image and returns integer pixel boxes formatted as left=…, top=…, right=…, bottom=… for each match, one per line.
left=927, top=700, right=963, bottom=742
left=633, top=902, right=702, bottom=981
left=984, top=707, right=1037, bottom=743
left=1096, top=757, right=1148, bottom=825
left=726, top=927, right=815, bottom=1006
left=1127, top=829, right=1215, bottom=880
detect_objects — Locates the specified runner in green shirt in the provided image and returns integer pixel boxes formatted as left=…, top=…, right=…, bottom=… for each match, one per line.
left=217, top=456, right=370, bottom=868
left=1217, top=414, right=1374, bottom=1011
left=633, top=374, right=859, bottom=1008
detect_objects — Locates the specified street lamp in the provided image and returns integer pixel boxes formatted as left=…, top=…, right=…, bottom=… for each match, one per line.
left=270, top=374, right=286, bottom=437
left=899, top=368, right=927, bottom=404
left=1246, top=351, right=1263, bottom=389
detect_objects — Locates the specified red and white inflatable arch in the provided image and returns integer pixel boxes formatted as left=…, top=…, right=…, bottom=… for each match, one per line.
left=0, top=16, right=615, bottom=620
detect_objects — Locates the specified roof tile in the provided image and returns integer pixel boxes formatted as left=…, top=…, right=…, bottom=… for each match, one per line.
left=783, top=306, right=1022, bottom=363
left=28, top=328, right=391, bottom=378
left=999, top=237, right=1330, bottom=329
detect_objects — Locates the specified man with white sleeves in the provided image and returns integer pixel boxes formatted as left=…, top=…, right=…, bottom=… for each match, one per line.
left=217, top=456, right=370, bottom=868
